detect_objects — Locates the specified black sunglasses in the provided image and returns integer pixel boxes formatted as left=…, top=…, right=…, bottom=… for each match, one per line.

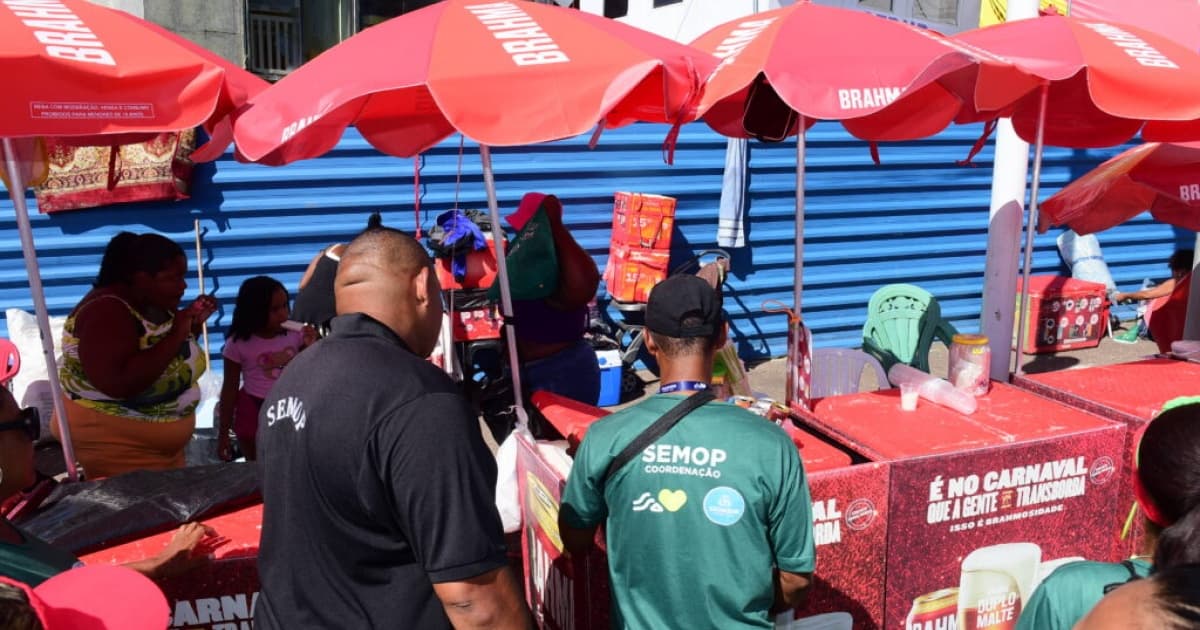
left=0, top=407, right=40, bottom=442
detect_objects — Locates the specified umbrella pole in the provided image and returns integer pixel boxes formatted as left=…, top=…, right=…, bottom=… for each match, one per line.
left=2, top=138, right=79, bottom=482
left=193, top=219, right=210, bottom=360
left=1013, top=84, right=1049, bottom=376
left=479, top=145, right=530, bottom=431
left=794, top=119, right=806, bottom=315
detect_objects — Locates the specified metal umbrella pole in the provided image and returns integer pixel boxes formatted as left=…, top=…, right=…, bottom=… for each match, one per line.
left=794, top=117, right=806, bottom=316
left=2, top=138, right=79, bottom=481
left=1012, top=84, right=1050, bottom=376
left=479, top=144, right=530, bottom=430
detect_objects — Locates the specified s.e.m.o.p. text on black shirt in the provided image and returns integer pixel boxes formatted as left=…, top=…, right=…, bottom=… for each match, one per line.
left=254, top=313, right=507, bottom=629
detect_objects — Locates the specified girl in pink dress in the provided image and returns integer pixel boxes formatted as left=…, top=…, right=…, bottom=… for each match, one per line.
left=217, top=276, right=315, bottom=461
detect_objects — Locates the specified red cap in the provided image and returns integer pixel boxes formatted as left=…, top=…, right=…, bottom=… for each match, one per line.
left=505, top=192, right=562, bottom=231
left=0, top=565, right=170, bottom=630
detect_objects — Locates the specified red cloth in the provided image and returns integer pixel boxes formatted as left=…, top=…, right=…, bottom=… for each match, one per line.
left=1148, top=273, right=1192, bottom=353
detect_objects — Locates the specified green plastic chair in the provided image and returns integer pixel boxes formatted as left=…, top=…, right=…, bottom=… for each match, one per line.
left=861, top=283, right=959, bottom=373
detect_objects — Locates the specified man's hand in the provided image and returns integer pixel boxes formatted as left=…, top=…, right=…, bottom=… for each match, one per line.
left=433, top=566, right=533, bottom=630
left=126, top=523, right=229, bottom=580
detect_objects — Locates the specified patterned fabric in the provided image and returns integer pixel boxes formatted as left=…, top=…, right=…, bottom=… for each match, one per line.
left=33, top=131, right=195, bottom=214
left=60, top=295, right=205, bottom=421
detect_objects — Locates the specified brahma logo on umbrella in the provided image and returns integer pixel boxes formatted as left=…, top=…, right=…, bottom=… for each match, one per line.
left=280, top=114, right=319, bottom=142
left=710, top=17, right=776, bottom=68
left=466, top=2, right=569, bottom=67
left=1082, top=22, right=1179, bottom=69
left=838, top=87, right=903, bottom=111
left=3, top=0, right=114, bottom=66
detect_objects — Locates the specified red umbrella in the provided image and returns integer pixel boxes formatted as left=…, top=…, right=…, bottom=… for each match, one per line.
left=693, top=2, right=1036, bottom=144
left=231, top=0, right=717, bottom=426
left=689, top=2, right=1037, bottom=409
left=1040, top=142, right=1200, bottom=235
left=692, top=2, right=1037, bottom=308
left=0, top=0, right=262, bottom=142
left=957, top=15, right=1200, bottom=372
left=958, top=16, right=1200, bottom=148
left=232, top=0, right=715, bottom=165
left=1, top=0, right=268, bottom=480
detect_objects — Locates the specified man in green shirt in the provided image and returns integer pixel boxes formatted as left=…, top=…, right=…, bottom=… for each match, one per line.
left=559, top=275, right=815, bottom=629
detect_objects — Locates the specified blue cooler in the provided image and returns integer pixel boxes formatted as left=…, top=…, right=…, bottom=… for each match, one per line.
left=596, top=350, right=622, bottom=407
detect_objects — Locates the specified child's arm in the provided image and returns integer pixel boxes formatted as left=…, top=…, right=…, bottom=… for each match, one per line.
left=216, top=360, right=242, bottom=462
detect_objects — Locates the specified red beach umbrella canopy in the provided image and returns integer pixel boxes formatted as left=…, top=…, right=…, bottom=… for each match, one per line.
left=0, top=0, right=265, bottom=140
left=691, top=1, right=1039, bottom=142
left=956, top=16, right=1200, bottom=147
left=232, top=0, right=718, bottom=165
left=1041, top=141, right=1200, bottom=234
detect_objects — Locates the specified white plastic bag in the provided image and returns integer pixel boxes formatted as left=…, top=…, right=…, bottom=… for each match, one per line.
left=193, top=368, right=222, bottom=431
left=1057, top=230, right=1116, bottom=293
left=5, top=308, right=65, bottom=444
left=494, top=432, right=522, bottom=533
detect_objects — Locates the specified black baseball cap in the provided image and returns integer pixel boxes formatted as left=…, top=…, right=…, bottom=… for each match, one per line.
left=645, top=275, right=723, bottom=338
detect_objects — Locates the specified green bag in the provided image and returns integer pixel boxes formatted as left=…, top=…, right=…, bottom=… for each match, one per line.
left=488, top=207, right=559, bottom=302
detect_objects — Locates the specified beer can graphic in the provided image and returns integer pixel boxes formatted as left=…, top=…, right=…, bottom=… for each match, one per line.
left=957, top=543, right=1041, bottom=630
left=906, top=588, right=958, bottom=630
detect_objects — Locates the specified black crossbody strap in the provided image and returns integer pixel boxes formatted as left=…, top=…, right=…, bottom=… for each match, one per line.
left=602, top=390, right=716, bottom=484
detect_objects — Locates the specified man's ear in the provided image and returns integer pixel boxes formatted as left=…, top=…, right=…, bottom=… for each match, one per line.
left=644, top=330, right=660, bottom=357
left=413, top=266, right=432, bottom=305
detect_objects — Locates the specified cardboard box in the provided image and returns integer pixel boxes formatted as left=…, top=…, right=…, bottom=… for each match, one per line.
left=1015, top=275, right=1109, bottom=354
left=611, top=192, right=676, bottom=250
left=604, top=244, right=670, bottom=304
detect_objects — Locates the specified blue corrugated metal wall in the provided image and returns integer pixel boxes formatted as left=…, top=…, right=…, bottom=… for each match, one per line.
left=1, top=123, right=1190, bottom=371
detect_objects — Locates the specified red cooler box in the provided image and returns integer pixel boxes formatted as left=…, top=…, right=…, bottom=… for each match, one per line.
left=796, top=383, right=1129, bottom=629
left=1016, top=275, right=1109, bottom=354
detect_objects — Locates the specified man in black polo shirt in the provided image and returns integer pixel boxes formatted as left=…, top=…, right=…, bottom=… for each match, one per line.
left=255, top=227, right=531, bottom=629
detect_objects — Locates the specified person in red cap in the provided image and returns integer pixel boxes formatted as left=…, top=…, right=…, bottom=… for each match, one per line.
left=0, top=564, right=169, bottom=629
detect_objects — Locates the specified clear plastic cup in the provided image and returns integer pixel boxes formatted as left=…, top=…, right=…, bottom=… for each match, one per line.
left=900, top=382, right=919, bottom=411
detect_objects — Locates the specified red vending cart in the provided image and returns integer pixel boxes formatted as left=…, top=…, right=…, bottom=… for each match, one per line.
left=82, top=503, right=263, bottom=630
left=795, top=382, right=1128, bottom=629
left=1013, top=358, right=1200, bottom=556
left=520, top=392, right=891, bottom=630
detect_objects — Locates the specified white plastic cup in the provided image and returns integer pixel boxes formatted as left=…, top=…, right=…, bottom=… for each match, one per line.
left=900, top=382, right=919, bottom=411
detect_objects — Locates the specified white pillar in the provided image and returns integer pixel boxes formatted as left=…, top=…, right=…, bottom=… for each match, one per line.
left=978, top=0, right=1039, bottom=381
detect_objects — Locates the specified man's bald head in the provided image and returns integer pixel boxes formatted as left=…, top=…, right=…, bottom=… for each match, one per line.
left=337, top=227, right=431, bottom=287
left=335, top=227, right=443, bottom=357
